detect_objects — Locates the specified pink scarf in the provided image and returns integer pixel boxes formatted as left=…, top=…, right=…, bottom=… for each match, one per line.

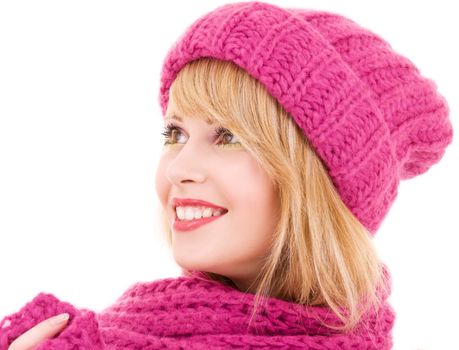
left=0, top=271, right=395, bottom=349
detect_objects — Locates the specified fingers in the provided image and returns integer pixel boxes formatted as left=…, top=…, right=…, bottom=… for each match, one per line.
left=8, top=313, right=69, bottom=350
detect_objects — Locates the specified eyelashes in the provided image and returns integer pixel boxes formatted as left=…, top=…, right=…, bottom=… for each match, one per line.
left=160, top=122, right=180, bottom=142
left=160, top=122, right=241, bottom=148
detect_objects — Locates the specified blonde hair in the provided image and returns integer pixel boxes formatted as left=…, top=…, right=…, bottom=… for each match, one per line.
left=159, top=57, right=389, bottom=333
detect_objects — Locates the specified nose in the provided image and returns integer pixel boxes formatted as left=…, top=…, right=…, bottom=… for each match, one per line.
left=166, top=139, right=208, bottom=186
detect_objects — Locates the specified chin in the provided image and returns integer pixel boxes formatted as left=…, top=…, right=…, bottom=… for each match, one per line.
left=174, top=256, right=207, bottom=272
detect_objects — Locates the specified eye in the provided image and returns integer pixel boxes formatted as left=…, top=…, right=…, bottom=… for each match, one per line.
left=214, top=126, right=242, bottom=147
left=160, top=122, right=186, bottom=145
left=161, top=122, right=242, bottom=148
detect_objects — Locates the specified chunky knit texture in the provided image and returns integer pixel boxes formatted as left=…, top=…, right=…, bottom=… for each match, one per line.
left=159, top=1, right=453, bottom=235
left=0, top=267, right=395, bottom=349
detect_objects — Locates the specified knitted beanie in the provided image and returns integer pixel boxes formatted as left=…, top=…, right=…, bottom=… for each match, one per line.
left=158, top=1, right=453, bottom=235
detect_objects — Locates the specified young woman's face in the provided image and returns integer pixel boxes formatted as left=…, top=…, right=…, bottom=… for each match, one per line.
left=154, top=110, right=279, bottom=292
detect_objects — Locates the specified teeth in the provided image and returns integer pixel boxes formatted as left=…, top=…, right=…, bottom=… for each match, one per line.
left=176, top=206, right=226, bottom=221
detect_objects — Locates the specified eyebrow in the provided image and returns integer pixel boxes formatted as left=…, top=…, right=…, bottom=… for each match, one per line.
left=165, top=114, right=215, bottom=125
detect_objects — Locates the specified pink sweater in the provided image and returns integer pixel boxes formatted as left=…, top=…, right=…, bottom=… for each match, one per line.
left=0, top=271, right=395, bottom=349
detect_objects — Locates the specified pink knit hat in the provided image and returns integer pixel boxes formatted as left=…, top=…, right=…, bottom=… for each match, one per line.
left=158, top=1, right=453, bottom=235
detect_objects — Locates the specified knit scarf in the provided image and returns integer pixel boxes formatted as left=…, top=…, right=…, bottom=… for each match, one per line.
left=0, top=270, right=395, bottom=349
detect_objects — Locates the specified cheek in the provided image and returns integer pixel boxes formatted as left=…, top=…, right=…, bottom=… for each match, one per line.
left=224, top=157, right=278, bottom=238
left=154, top=158, right=170, bottom=208
left=225, top=157, right=276, bottom=213
left=218, top=166, right=277, bottom=270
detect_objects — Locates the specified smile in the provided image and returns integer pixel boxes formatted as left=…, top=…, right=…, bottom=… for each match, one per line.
left=173, top=211, right=227, bottom=232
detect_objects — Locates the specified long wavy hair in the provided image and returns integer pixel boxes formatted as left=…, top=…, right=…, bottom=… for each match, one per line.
left=158, top=57, right=389, bottom=333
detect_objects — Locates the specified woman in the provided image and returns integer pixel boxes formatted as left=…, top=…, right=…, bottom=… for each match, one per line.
left=1, top=1, right=453, bottom=349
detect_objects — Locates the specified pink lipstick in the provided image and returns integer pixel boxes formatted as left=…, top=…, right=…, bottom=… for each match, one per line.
left=171, top=197, right=229, bottom=232
left=173, top=213, right=227, bottom=232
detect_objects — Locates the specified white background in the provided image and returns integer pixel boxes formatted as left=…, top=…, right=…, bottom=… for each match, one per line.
left=0, top=1, right=457, bottom=349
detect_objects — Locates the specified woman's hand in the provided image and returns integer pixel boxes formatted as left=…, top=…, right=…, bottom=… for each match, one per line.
left=7, top=313, right=70, bottom=350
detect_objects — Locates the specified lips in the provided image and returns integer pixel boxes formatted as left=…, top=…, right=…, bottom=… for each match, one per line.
left=172, top=197, right=228, bottom=212
left=173, top=212, right=227, bottom=232
left=171, top=197, right=229, bottom=232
